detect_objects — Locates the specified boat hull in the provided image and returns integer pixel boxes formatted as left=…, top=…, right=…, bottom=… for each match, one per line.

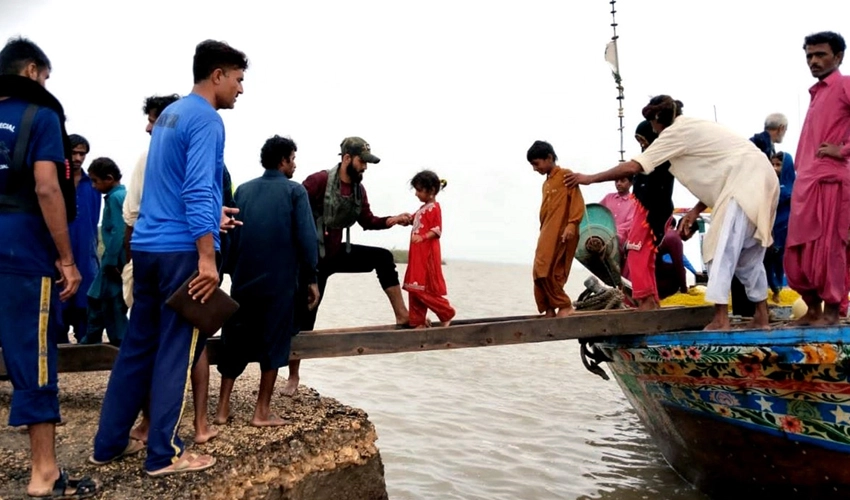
left=594, top=326, right=850, bottom=498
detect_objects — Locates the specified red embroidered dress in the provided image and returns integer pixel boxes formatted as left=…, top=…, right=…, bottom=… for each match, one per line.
left=403, top=201, right=447, bottom=296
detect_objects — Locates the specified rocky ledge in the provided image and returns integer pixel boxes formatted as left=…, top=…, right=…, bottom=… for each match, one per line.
left=0, top=372, right=387, bottom=500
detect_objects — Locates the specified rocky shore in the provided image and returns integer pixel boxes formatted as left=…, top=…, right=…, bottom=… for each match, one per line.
left=0, top=371, right=387, bottom=500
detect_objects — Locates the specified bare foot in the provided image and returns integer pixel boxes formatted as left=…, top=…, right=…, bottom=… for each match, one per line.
left=193, top=426, right=219, bottom=444
left=703, top=319, right=732, bottom=331
left=130, top=423, right=149, bottom=444
left=439, top=320, right=452, bottom=327
left=746, top=301, right=770, bottom=329
left=543, top=309, right=556, bottom=318
left=250, top=415, right=287, bottom=427
left=414, top=325, right=427, bottom=329
left=636, top=296, right=660, bottom=311
left=212, top=413, right=230, bottom=426
left=282, top=376, right=299, bottom=397
left=556, top=306, right=575, bottom=317
left=791, top=309, right=822, bottom=326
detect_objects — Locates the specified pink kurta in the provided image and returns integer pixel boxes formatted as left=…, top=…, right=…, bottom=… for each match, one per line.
left=599, top=192, right=636, bottom=246
left=785, top=70, right=850, bottom=304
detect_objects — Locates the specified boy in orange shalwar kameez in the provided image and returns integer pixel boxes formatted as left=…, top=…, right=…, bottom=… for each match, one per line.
left=527, top=141, right=585, bottom=317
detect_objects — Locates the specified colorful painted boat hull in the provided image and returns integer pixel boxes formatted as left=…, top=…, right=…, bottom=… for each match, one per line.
left=592, top=326, right=850, bottom=498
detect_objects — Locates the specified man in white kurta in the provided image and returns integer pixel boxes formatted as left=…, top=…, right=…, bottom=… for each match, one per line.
left=120, top=151, right=146, bottom=307
left=632, top=116, right=779, bottom=328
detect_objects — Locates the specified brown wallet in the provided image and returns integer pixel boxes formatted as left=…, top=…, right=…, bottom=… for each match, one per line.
left=165, top=271, right=239, bottom=338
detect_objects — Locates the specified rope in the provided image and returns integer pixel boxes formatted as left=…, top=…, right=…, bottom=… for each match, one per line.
left=575, top=286, right=625, bottom=311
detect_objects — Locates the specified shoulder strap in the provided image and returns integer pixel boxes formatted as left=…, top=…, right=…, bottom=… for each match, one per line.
left=11, top=103, right=38, bottom=173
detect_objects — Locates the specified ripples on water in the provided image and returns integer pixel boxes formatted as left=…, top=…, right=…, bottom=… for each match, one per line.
left=302, top=261, right=707, bottom=499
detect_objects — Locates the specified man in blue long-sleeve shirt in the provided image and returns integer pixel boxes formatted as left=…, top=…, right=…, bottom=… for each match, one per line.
left=91, top=39, right=248, bottom=477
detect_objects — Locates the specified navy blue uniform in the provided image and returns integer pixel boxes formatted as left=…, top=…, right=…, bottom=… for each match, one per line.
left=93, top=94, right=224, bottom=472
left=0, top=98, right=65, bottom=427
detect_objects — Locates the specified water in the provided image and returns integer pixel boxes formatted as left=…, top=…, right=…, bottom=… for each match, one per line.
left=298, top=260, right=708, bottom=499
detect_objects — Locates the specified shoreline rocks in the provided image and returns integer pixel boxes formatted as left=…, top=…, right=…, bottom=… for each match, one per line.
left=0, top=372, right=387, bottom=500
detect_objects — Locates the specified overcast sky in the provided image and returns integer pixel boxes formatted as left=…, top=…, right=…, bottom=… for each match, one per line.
left=4, top=0, right=849, bottom=265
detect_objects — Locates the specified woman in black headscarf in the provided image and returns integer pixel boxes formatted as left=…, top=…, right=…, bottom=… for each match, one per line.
left=624, top=118, right=676, bottom=309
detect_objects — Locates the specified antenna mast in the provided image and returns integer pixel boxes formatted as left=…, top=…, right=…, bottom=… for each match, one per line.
left=606, top=0, right=625, bottom=162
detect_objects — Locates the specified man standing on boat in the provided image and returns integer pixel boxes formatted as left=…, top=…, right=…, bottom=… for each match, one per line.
left=294, top=137, right=412, bottom=394
left=750, top=113, right=789, bottom=159
left=565, top=95, right=779, bottom=331
left=785, top=31, right=850, bottom=326
left=728, top=113, right=790, bottom=319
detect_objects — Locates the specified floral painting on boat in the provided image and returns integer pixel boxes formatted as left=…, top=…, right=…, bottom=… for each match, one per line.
left=598, top=342, right=850, bottom=452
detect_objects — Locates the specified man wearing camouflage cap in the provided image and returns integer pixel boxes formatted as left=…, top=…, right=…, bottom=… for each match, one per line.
left=291, top=137, right=412, bottom=395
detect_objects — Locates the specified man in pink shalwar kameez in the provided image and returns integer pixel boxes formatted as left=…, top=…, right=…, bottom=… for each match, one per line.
left=785, top=31, right=850, bottom=325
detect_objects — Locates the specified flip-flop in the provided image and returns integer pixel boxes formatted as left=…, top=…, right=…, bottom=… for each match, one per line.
left=146, top=452, right=216, bottom=478
left=28, top=468, right=100, bottom=499
left=87, top=438, right=145, bottom=465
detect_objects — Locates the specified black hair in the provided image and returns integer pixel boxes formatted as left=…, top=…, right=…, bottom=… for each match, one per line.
left=0, top=37, right=51, bottom=75
left=260, top=135, right=297, bottom=170
left=192, top=40, right=249, bottom=84
left=411, top=170, right=446, bottom=194
left=68, top=134, right=90, bottom=153
left=804, top=31, right=846, bottom=56
left=526, top=140, right=557, bottom=162
left=642, top=95, right=684, bottom=127
left=87, top=157, right=122, bottom=181
left=143, top=94, right=181, bottom=117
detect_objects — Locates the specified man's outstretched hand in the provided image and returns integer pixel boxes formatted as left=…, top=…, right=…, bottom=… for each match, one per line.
left=563, top=172, right=592, bottom=188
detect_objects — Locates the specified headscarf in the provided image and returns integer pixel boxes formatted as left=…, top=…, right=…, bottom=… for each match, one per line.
left=635, top=120, right=658, bottom=149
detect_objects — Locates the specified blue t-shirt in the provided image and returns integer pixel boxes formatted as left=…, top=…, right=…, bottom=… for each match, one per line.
left=132, top=93, right=224, bottom=252
left=0, top=98, right=65, bottom=277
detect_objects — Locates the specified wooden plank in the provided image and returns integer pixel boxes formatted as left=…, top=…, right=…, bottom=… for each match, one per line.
left=286, top=306, right=714, bottom=360
left=0, top=306, right=714, bottom=377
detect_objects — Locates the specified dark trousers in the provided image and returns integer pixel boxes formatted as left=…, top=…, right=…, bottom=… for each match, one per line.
left=83, top=294, right=128, bottom=346
left=764, top=245, right=786, bottom=295
left=0, top=274, right=61, bottom=426
left=93, top=250, right=206, bottom=472
left=731, top=276, right=756, bottom=316
left=58, top=304, right=87, bottom=344
left=299, top=244, right=399, bottom=331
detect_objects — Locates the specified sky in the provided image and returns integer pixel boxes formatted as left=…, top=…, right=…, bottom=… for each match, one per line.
left=3, top=0, right=849, bottom=265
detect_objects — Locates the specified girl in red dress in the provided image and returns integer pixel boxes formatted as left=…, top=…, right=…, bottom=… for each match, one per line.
left=403, top=170, right=456, bottom=328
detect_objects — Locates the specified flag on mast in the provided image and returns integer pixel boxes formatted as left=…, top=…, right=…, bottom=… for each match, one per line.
left=604, top=40, right=621, bottom=83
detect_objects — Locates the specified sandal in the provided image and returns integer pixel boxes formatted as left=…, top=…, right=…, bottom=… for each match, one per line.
left=28, top=468, right=100, bottom=499
left=146, top=452, right=216, bottom=477
left=88, top=437, right=145, bottom=465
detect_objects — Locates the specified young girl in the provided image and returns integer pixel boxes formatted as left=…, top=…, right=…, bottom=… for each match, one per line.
left=403, top=170, right=456, bottom=328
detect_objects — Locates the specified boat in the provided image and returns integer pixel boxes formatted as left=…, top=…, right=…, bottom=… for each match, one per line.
left=581, top=324, right=850, bottom=498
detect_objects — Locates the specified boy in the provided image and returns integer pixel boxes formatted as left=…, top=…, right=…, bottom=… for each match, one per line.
left=83, top=157, right=128, bottom=345
left=527, top=140, right=585, bottom=317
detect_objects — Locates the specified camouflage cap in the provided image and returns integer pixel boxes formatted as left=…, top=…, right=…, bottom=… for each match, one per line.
left=339, top=136, right=381, bottom=164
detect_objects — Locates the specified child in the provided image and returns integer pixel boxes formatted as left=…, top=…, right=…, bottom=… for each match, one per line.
left=82, top=157, right=128, bottom=346
left=765, top=151, right=795, bottom=303
left=402, top=170, right=456, bottom=328
left=526, top=140, right=585, bottom=317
